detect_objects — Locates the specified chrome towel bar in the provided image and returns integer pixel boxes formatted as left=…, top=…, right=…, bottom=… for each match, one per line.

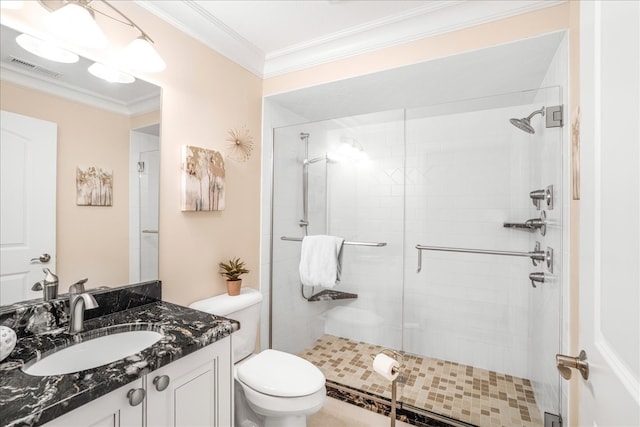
left=281, top=236, right=386, bottom=247
left=415, top=242, right=553, bottom=273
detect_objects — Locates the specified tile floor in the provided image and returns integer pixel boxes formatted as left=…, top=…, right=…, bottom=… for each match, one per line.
left=299, top=334, right=543, bottom=427
left=309, top=396, right=413, bottom=427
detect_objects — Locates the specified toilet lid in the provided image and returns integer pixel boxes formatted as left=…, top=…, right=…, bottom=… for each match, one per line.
left=237, top=349, right=325, bottom=397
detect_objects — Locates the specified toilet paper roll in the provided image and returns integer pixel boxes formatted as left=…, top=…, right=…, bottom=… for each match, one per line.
left=372, top=353, right=400, bottom=381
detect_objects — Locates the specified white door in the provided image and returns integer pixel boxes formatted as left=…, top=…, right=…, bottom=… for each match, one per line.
left=578, top=1, right=640, bottom=425
left=0, top=110, right=57, bottom=305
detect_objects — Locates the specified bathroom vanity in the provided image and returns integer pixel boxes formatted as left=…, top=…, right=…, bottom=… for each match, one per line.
left=0, top=281, right=239, bottom=427
left=42, top=337, right=230, bottom=427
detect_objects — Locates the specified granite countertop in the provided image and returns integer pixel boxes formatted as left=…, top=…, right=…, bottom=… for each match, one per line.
left=0, top=283, right=239, bottom=427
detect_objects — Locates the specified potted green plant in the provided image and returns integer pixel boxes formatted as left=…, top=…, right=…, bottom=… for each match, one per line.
left=218, top=257, right=249, bottom=296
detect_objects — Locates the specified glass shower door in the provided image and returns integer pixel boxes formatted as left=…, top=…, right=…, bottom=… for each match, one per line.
left=402, top=87, right=564, bottom=423
left=271, top=109, right=405, bottom=355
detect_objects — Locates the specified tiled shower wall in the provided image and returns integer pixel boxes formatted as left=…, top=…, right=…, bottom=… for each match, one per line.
left=403, top=106, right=535, bottom=378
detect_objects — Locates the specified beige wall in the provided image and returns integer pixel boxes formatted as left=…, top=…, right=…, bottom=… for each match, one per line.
left=2, top=2, right=263, bottom=305
left=1, top=80, right=131, bottom=287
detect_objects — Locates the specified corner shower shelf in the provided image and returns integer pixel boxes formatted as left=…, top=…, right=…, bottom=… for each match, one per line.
left=307, top=289, right=358, bottom=302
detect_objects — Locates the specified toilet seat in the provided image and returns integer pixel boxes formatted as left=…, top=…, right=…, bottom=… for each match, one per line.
left=236, top=349, right=325, bottom=397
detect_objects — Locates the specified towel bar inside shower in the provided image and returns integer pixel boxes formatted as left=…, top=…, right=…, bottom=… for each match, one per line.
left=415, top=243, right=553, bottom=273
left=280, top=236, right=387, bottom=247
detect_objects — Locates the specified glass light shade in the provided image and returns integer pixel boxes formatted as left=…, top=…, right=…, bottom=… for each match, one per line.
left=16, top=34, right=79, bottom=64
left=43, top=3, right=108, bottom=49
left=119, top=37, right=166, bottom=72
left=88, top=62, right=135, bottom=84
left=0, top=0, right=24, bottom=9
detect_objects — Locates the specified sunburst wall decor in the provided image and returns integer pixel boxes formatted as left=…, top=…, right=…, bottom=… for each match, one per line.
left=226, top=127, right=254, bottom=162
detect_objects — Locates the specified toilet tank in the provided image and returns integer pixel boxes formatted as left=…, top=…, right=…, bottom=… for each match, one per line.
left=189, top=288, right=262, bottom=362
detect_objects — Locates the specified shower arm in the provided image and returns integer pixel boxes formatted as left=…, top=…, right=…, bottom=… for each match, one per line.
left=526, top=107, right=545, bottom=120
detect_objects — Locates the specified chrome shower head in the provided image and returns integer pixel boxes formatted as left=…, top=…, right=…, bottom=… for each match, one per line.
left=510, top=107, right=545, bottom=134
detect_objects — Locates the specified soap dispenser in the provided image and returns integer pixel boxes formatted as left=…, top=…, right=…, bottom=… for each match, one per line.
left=31, top=268, right=59, bottom=301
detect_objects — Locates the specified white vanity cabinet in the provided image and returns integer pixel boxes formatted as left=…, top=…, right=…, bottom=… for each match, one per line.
left=146, top=335, right=233, bottom=427
left=41, top=379, right=144, bottom=427
left=41, top=336, right=232, bottom=427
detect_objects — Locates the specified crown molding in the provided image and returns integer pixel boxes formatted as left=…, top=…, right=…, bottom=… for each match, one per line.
left=137, top=0, right=565, bottom=79
left=262, top=0, right=566, bottom=78
left=1, top=66, right=160, bottom=116
left=135, top=0, right=265, bottom=77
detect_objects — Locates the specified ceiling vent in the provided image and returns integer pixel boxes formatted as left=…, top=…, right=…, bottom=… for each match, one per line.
left=8, top=56, right=62, bottom=79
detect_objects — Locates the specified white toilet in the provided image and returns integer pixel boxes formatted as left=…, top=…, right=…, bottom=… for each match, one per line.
left=190, top=288, right=326, bottom=427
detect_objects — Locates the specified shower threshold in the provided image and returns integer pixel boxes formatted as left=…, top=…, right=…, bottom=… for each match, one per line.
left=298, top=335, right=543, bottom=427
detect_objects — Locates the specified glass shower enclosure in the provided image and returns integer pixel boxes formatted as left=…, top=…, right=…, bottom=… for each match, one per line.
left=269, top=87, right=564, bottom=426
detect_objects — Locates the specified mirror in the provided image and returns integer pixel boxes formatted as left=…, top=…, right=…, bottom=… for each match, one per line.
left=0, top=23, right=161, bottom=307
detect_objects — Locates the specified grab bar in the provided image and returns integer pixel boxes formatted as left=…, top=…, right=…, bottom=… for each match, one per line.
left=415, top=242, right=553, bottom=273
left=281, top=236, right=387, bottom=247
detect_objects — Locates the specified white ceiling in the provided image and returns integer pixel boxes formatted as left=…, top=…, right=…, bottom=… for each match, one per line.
left=266, top=31, right=565, bottom=123
left=137, top=0, right=565, bottom=78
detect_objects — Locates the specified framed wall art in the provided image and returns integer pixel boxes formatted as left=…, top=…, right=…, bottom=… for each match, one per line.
left=181, top=145, right=226, bottom=211
left=76, top=166, right=113, bottom=206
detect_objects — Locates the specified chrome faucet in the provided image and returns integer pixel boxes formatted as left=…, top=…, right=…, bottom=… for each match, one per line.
left=68, top=280, right=98, bottom=334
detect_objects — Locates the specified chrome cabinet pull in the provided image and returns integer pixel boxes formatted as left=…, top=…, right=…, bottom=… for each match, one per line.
left=153, top=375, right=170, bottom=392
left=127, top=388, right=146, bottom=406
left=556, top=350, right=589, bottom=380
left=30, top=254, right=51, bottom=263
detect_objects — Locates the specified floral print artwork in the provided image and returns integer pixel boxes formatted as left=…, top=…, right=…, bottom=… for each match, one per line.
left=181, top=145, right=225, bottom=211
left=76, top=166, right=113, bottom=206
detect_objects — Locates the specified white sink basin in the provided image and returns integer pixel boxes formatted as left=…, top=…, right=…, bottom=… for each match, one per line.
left=23, top=329, right=163, bottom=376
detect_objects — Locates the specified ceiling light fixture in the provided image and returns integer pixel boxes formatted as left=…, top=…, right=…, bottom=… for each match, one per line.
left=88, top=62, right=135, bottom=84
left=43, top=2, right=108, bottom=48
left=16, top=33, right=79, bottom=63
left=38, top=0, right=166, bottom=72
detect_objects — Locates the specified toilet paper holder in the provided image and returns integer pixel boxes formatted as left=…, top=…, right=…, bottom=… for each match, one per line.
left=369, top=348, right=404, bottom=376
left=370, top=349, right=404, bottom=427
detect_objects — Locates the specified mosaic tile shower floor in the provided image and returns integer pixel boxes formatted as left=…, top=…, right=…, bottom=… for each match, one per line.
left=299, top=334, right=543, bottom=427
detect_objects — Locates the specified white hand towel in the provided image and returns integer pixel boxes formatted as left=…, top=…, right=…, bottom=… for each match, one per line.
left=299, top=235, right=345, bottom=288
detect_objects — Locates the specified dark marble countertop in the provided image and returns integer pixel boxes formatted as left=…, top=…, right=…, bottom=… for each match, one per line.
left=0, top=284, right=239, bottom=427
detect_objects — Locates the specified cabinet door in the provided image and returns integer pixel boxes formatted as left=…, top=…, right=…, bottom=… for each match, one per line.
left=146, top=336, right=232, bottom=427
left=42, top=379, right=144, bottom=427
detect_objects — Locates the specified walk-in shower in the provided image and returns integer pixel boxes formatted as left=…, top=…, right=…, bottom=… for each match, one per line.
left=264, top=31, right=568, bottom=427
